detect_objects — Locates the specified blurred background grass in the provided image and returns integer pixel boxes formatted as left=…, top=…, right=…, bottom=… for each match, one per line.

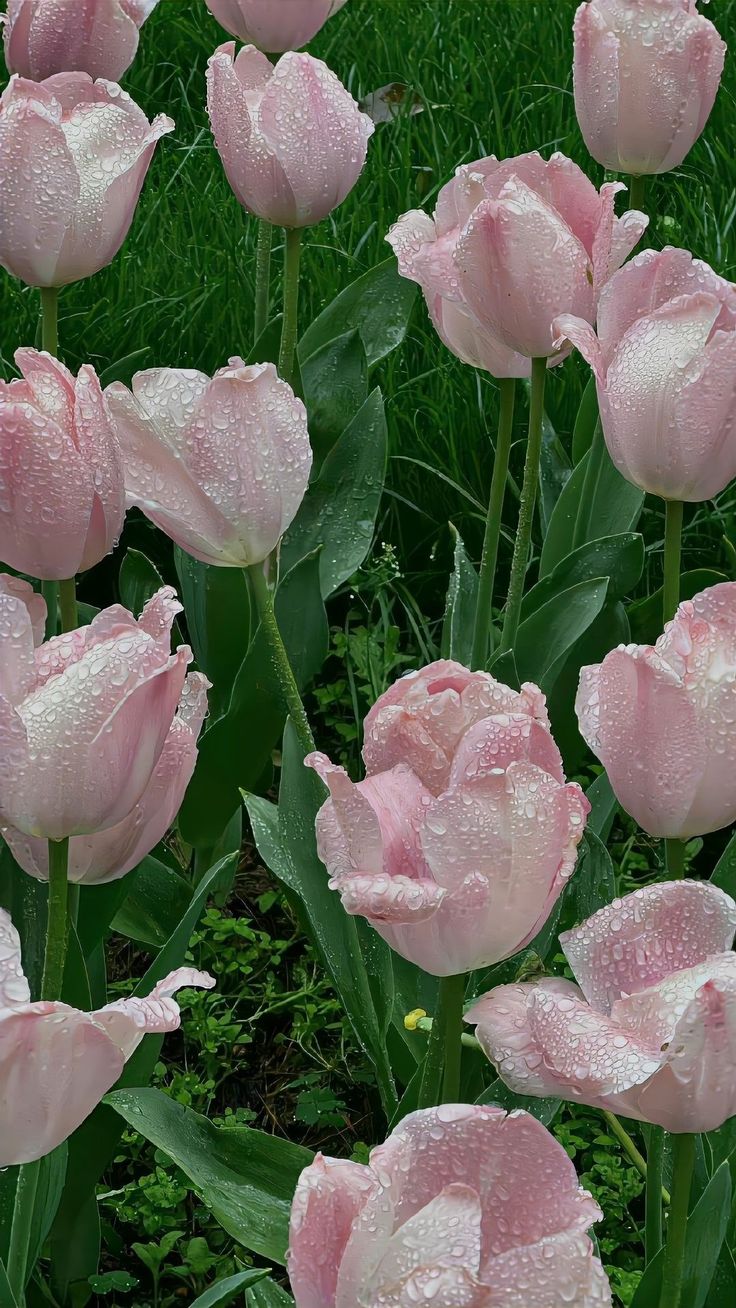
left=1, top=0, right=735, bottom=607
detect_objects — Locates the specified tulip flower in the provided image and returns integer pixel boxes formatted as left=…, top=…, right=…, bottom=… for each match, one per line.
left=469, top=880, right=736, bottom=1134
left=441, top=151, right=648, bottom=361
left=306, top=661, right=588, bottom=976
left=205, top=0, right=347, bottom=51
left=0, top=349, right=125, bottom=581
left=3, top=0, right=160, bottom=83
left=106, top=359, right=311, bottom=568
left=1, top=585, right=209, bottom=881
left=573, top=0, right=726, bottom=176
left=287, top=1103, right=612, bottom=1307
left=576, top=582, right=736, bottom=840
left=0, top=906, right=213, bottom=1165
left=206, top=44, right=373, bottom=229
left=0, top=585, right=195, bottom=842
left=554, top=246, right=736, bottom=502
left=0, top=73, right=173, bottom=288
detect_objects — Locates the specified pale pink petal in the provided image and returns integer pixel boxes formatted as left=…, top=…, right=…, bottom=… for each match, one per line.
left=93, top=967, right=214, bottom=1059
left=448, top=714, right=564, bottom=786
left=552, top=313, right=605, bottom=382
left=668, top=328, right=736, bottom=500
left=4, top=0, right=148, bottom=82
left=288, top=1154, right=377, bottom=1308
left=611, top=953, right=736, bottom=1049
left=467, top=982, right=576, bottom=1100
left=73, top=364, right=125, bottom=570
left=0, top=591, right=39, bottom=705
left=573, top=1, right=622, bottom=173
left=13, top=347, right=76, bottom=429
left=0, top=908, right=30, bottom=1012
left=0, top=575, right=46, bottom=646
left=431, top=298, right=531, bottom=379
left=486, top=1230, right=612, bottom=1307
left=363, top=1186, right=484, bottom=1308
left=205, top=0, right=346, bottom=51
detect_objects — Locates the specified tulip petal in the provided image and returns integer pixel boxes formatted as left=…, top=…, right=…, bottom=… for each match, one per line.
left=13, top=347, right=76, bottom=430
left=288, top=1154, right=377, bottom=1308
left=573, top=0, right=622, bottom=173
left=467, top=982, right=576, bottom=1099
left=669, top=328, right=736, bottom=500
left=0, top=590, right=40, bottom=704
left=448, top=713, right=564, bottom=786
left=486, top=1230, right=613, bottom=1307
left=560, top=880, right=736, bottom=1013
left=73, top=364, right=125, bottom=570
left=0, top=574, right=46, bottom=647
left=552, top=313, right=605, bottom=383
left=93, top=967, right=214, bottom=1059
left=0, top=908, right=30, bottom=1012
left=364, top=1185, right=483, bottom=1305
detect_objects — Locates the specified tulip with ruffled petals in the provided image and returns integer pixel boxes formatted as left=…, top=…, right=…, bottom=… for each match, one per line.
left=555, top=246, right=736, bottom=502
left=469, top=880, right=736, bottom=1134
left=577, top=582, right=736, bottom=839
left=0, top=73, right=173, bottom=287
left=106, top=358, right=311, bottom=568
left=0, top=585, right=195, bottom=842
left=441, top=151, right=648, bottom=360
left=3, top=0, right=160, bottom=82
left=1, top=583, right=209, bottom=882
left=0, top=349, right=125, bottom=581
left=306, top=661, right=588, bottom=976
left=573, top=0, right=726, bottom=176
left=0, top=907, right=213, bottom=1165
left=288, top=1103, right=611, bottom=1307
left=207, top=45, right=373, bottom=229
left=205, top=0, right=347, bottom=51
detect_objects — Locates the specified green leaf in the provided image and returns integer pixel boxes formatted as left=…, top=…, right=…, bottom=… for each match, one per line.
left=508, top=577, right=609, bottom=694
left=119, top=549, right=166, bottom=617
left=180, top=552, right=328, bottom=847
left=106, top=1089, right=311, bottom=1263
left=567, top=830, right=616, bottom=924
left=0, top=841, right=46, bottom=999
left=628, top=569, right=728, bottom=645
left=298, top=257, right=417, bottom=368
left=539, top=425, right=644, bottom=577
left=585, top=772, right=618, bottom=841
left=280, top=388, right=387, bottom=598
left=246, top=1278, right=294, bottom=1308
left=571, top=376, right=599, bottom=465
left=111, top=856, right=192, bottom=947
left=712, top=830, right=736, bottom=897
left=547, top=599, right=629, bottom=772
left=174, top=549, right=251, bottom=722
left=189, top=1269, right=270, bottom=1308
left=476, top=1078, right=560, bottom=1126
left=538, top=406, right=572, bottom=532
left=300, top=329, right=368, bottom=463
left=441, top=525, right=479, bottom=664
left=523, top=534, right=644, bottom=618
left=0, top=1259, right=19, bottom=1308
left=631, top=1163, right=731, bottom=1308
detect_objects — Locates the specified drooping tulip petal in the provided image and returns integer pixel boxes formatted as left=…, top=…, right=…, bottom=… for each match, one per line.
left=205, top=0, right=348, bottom=51
left=3, top=0, right=160, bottom=81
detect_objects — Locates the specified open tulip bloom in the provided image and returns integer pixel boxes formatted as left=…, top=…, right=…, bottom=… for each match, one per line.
left=287, top=1103, right=612, bottom=1306
left=307, top=660, right=588, bottom=976
left=205, top=0, right=348, bottom=51
left=0, top=907, right=213, bottom=1166
left=468, top=880, right=736, bottom=1134
left=3, top=0, right=160, bottom=83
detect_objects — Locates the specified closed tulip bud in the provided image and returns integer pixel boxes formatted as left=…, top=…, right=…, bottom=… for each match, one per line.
left=0, top=586, right=195, bottom=842
left=0, top=906, right=213, bottom=1165
left=446, top=152, right=647, bottom=360
left=0, top=349, right=125, bottom=581
left=2, top=580, right=210, bottom=882
left=469, top=880, right=736, bottom=1134
left=3, top=0, right=160, bottom=83
left=205, top=0, right=347, bottom=51
left=306, top=661, right=588, bottom=977
left=573, top=0, right=726, bottom=176
left=576, top=582, right=736, bottom=839
left=106, top=358, right=312, bottom=568
left=287, top=1105, right=611, bottom=1307
left=0, top=73, right=173, bottom=288
left=207, top=44, right=373, bottom=228
left=555, top=246, right=736, bottom=502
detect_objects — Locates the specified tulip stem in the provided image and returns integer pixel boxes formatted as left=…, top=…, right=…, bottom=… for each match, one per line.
left=254, top=219, right=272, bottom=345
left=658, top=1133, right=696, bottom=1308
left=600, top=1112, right=670, bottom=1207
left=41, top=837, right=70, bottom=1002
left=628, top=174, right=647, bottom=215
left=417, top=975, right=466, bottom=1109
left=40, top=286, right=59, bottom=356
left=645, top=1126, right=665, bottom=1261
left=499, top=357, right=546, bottom=654
left=42, top=580, right=58, bottom=640
left=59, top=576, right=77, bottom=633
left=247, top=563, right=315, bottom=756
left=278, top=227, right=302, bottom=388
left=7, top=1159, right=41, bottom=1303
left=471, top=377, right=516, bottom=669
left=663, top=499, right=683, bottom=624
left=665, top=837, right=686, bottom=880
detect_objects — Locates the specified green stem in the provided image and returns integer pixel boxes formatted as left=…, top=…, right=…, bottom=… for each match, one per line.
left=247, top=563, right=314, bottom=756
left=59, top=576, right=77, bottom=633
left=42, top=580, right=58, bottom=640
left=663, top=499, right=683, bottom=625
left=254, top=218, right=272, bottom=345
left=278, top=227, right=302, bottom=388
left=499, top=357, right=546, bottom=653
left=6, top=1160, right=41, bottom=1303
left=665, top=837, right=686, bottom=881
left=628, top=174, right=647, bottom=214
left=470, top=378, right=516, bottom=669
left=659, top=1134, right=696, bottom=1308
left=645, top=1126, right=665, bottom=1262
left=417, top=975, right=466, bottom=1109
left=41, top=837, right=70, bottom=1002
left=40, top=286, right=59, bottom=355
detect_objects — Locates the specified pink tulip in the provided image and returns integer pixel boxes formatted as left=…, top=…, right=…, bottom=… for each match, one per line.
left=3, top=0, right=160, bottom=83
left=576, top=582, right=736, bottom=839
left=0, top=906, right=213, bottom=1165
left=468, top=880, right=736, bottom=1134
left=573, top=0, right=726, bottom=176
left=0, top=349, right=125, bottom=581
left=444, top=152, right=647, bottom=360
left=555, top=246, right=736, bottom=502
left=0, top=585, right=196, bottom=842
left=106, top=358, right=311, bottom=568
left=0, top=73, right=173, bottom=287
left=207, top=44, right=373, bottom=228
left=287, top=1103, right=611, bottom=1307
left=306, top=662, right=588, bottom=976
left=0, top=573, right=46, bottom=643
left=205, top=0, right=347, bottom=51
